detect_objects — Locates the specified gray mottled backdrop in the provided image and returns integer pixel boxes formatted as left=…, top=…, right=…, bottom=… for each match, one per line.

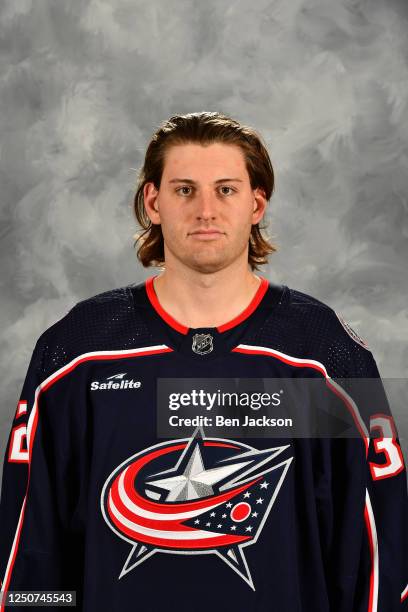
left=1, top=0, right=407, bottom=488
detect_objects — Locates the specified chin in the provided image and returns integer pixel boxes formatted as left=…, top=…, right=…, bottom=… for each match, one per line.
left=189, top=258, right=231, bottom=274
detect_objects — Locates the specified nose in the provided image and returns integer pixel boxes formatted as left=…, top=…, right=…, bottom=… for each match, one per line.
left=195, top=189, right=217, bottom=220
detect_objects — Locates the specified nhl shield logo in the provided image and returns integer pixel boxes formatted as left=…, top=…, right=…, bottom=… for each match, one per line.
left=192, top=333, right=213, bottom=355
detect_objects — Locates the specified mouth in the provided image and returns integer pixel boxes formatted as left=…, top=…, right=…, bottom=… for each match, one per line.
left=189, top=231, right=225, bottom=240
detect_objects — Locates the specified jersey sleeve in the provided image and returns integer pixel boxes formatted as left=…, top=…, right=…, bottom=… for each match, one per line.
left=317, top=310, right=408, bottom=611
left=335, top=343, right=408, bottom=612
left=346, top=348, right=408, bottom=610
left=0, top=334, right=82, bottom=610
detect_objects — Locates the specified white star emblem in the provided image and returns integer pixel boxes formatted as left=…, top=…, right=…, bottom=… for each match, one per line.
left=147, top=443, right=250, bottom=502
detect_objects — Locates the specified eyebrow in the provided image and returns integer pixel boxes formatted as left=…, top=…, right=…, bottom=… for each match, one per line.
left=168, top=178, right=244, bottom=184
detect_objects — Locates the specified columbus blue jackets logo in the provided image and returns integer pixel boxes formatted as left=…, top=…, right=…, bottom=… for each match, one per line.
left=100, top=427, right=293, bottom=590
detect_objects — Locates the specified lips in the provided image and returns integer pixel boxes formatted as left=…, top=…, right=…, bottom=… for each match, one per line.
left=190, top=230, right=224, bottom=240
left=190, top=229, right=224, bottom=235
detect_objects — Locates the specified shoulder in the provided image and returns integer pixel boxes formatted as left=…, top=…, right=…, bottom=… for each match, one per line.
left=288, top=285, right=369, bottom=342
left=290, top=286, right=370, bottom=345
left=248, top=283, right=378, bottom=378
left=34, top=281, right=156, bottom=380
left=289, top=287, right=370, bottom=349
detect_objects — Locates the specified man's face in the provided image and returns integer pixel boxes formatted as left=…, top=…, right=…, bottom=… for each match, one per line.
left=143, top=142, right=267, bottom=274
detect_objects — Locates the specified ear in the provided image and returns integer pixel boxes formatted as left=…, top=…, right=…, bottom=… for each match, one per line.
left=252, top=187, right=267, bottom=224
left=143, top=182, right=161, bottom=225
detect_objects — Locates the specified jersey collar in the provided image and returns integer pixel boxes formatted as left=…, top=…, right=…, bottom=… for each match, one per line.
left=145, top=274, right=270, bottom=335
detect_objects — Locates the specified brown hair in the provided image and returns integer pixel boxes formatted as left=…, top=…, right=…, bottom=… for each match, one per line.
left=132, top=111, right=278, bottom=271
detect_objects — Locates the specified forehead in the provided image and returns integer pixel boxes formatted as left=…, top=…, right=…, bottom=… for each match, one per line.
left=161, top=142, right=249, bottom=180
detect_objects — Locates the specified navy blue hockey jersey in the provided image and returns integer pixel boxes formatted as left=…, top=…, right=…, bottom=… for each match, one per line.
left=0, top=274, right=407, bottom=611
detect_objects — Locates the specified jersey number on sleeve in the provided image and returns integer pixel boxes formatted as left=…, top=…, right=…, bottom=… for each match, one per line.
left=369, top=413, right=404, bottom=480
left=8, top=400, right=29, bottom=464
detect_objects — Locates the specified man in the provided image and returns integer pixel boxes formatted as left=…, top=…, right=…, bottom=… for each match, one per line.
left=0, top=111, right=407, bottom=611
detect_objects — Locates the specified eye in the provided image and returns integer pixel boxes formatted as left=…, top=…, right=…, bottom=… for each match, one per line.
left=219, top=186, right=235, bottom=195
left=176, top=186, right=193, bottom=196
left=175, top=185, right=236, bottom=197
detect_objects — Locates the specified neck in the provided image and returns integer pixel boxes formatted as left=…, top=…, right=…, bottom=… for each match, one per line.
left=151, top=264, right=263, bottom=329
